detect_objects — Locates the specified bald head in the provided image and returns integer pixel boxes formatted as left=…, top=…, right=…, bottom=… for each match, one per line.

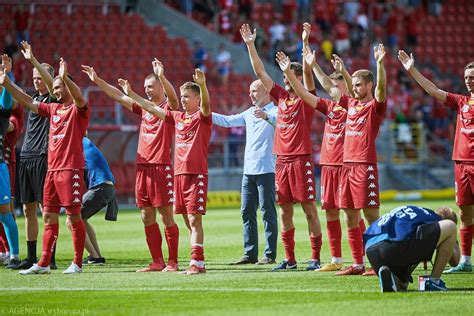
left=249, top=80, right=270, bottom=108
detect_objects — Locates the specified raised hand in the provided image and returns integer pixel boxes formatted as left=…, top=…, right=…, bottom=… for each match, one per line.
left=0, top=54, right=12, bottom=73
left=331, top=54, right=345, bottom=72
left=59, top=58, right=68, bottom=79
left=275, top=52, right=290, bottom=72
left=193, top=68, right=206, bottom=85
left=302, top=46, right=315, bottom=66
left=152, top=58, right=164, bottom=77
left=81, top=65, right=98, bottom=82
left=398, top=50, right=415, bottom=71
left=374, top=43, right=386, bottom=63
left=240, top=24, right=256, bottom=45
left=302, top=22, right=311, bottom=43
left=117, top=78, right=131, bottom=95
left=20, top=41, right=33, bottom=61
left=0, top=68, right=6, bottom=85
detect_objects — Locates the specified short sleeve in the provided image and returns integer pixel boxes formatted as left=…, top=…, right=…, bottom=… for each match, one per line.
left=200, top=111, right=213, bottom=125
left=444, top=93, right=463, bottom=111
left=132, top=102, right=143, bottom=115
left=316, top=98, right=333, bottom=116
left=37, top=102, right=53, bottom=117
left=375, top=99, right=387, bottom=116
left=269, top=84, right=287, bottom=104
left=164, top=110, right=176, bottom=124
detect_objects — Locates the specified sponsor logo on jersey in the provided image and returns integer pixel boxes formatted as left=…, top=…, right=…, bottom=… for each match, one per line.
left=52, top=115, right=61, bottom=123
left=176, top=122, right=184, bottom=130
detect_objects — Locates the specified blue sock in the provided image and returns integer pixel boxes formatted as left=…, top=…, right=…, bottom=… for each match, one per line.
left=0, top=213, right=19, bottom=256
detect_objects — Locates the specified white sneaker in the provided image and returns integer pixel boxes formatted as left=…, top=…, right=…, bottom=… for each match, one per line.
left=19, top=264, right=51, bottom=275
left=2, top=257, right=10, bottom=266
left=63, top=263, right=83, bottom=274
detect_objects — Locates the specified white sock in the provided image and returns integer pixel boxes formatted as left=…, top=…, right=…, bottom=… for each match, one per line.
left=429, top=277, right=440, bottom=284
left=331, top=257, right=343, bottom=264
left=353, top=263, right=364, bottom=269
left=10, top=254, right=19, bottom=260
left=461, top=255, right=471, bottom=265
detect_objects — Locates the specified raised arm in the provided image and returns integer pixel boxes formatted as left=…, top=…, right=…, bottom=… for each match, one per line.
left=374, top=44, right=386, bottom=103
left=193, top=68, right=210, bottom=116
left=331, top=54, right=354, bottom=97
left=303, top=46, right=341, bottom=102
left=118, top=78, right=165, bottom=120
left=275, top=52, right=318, bottom=108
left=398, top=50, right=447, bottom=102
left=301, top=23, right=315, bottom=92
left=59, top=58, right=87, bottom=108
left=240, top=24, right=274, bottom=92
left=81, top=65, right=134, bottom=111
left=20, top=41, right=54, bottom=95
left=152, top=58, right=179, bottom=110
left=0, top=70, right=37, bottom=113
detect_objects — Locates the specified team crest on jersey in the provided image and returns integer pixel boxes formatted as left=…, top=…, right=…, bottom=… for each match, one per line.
left=52, top=115, right=61, bottom=123
left=280, top=103, right=287, bottom=110
left=462, top=104, right=470, bottom=113
left=348, top=107, right=357, bottom=116
left=176, top=122, right=184, bottom=130
left=144, top=112, right=154, bottom=120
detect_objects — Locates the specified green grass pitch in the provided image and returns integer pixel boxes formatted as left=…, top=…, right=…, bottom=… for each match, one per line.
left=1, top=199, right=472, bottom=315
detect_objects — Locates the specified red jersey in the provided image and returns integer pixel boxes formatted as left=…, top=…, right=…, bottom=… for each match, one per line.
left=270, top=84, right=315, bottom=156
left=165, top=110, right=212, bottom=175
left=444, top=93, right=474, bottom=162
left=341, top=95, right=386, bottom=163
left=316, top=98, right=346, bottom=165
left=132, top=101, right=174, bottom=165
left=38, top=102, right=90, bottom=171
left=4, top=106, right=24, bottom=164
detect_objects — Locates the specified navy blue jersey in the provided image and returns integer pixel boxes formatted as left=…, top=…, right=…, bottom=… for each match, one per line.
left=83, top=137, right=115, bottom=189
left=364, top=205, right=441, bottom=250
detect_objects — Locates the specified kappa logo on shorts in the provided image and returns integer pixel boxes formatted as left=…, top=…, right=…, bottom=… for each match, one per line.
left=168, top=198, right=174, bottom=203
left=368, top=174, right=375, bottom=180
left=369, top=200, right=377, bottom=206
left=165, top=166, right=171, bottom=171
left=369, top=191, right=377, bottom=197
left=73, top=190, right=80, bottom=195
left=305, top=162, right=311, bottom=167
left=198, top=206, right=204, bottom=211
left=198, top=181, right=204, bottom=186
left=73, top=182, right=80, bottom=187
left=308, top=194, right=315, bottom=199
left=166, top=174, right=172, bottom=179
left=198, top=189, right=204, bottom=194
left=167, top=182, right=172, bottom=187
left=168, top=190, right=173, bottom=195
left=73, top=174, right=80, bottom=179
left=307, top=186, right=313, bottom=191
left=198, top=198, right=204, bottom=202
left=198, top=175, right=204, bottom=178
left=306, top=170, right=312, bottom=175
left=368, top=183, right=376, bottom=188
left=367, top=166, right=374, bottom=171
left=307, top=178, right=313, bottom=183
left=73, top=198, right=81, bottom=203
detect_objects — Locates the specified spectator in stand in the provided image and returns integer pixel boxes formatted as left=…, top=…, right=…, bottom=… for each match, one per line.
left=268, top=17, right=286, bottom=60
left=404, top=7, right=419, bottom=48
left=14, top=5, right=32, bottom=45
left=297, top=0, right=311, bottom=24
left=385, top=5, right=399, bottom=52
left=238, top=0, right=252, bottom=19
left=356, top=7, right=369, bottom=32
left=321, top=36, right=334, bottom=62
left=334, top=18, right=350, bottom=54
left=4, top=34, right=17, bottom=58
left=428, top=0, right=443, bottom=16
left=216, top=44, right=232, bottom=85
left=180, top=0, right=193, bottom=17
left=193, top=40, right=208, bottom=73
left=12, top=52, right=27, bottom=87
left=343, top=1, right=360, bottom=23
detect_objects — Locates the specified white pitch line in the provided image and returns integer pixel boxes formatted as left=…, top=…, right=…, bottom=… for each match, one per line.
left=0, top=287, right=376, bottom=293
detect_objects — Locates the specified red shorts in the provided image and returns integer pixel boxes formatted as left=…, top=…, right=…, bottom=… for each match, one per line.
left=174, top=174, right=208, bottom=215
left=43, top=169, right=85, bottom=214
left=339, top=163, right=380, bottom=209
left=454, top=162, right=474, bottom=206
left=275, top=155, right=316, bottom=205
left=320, top=165, right=343, bottom=210
left=7, top=162, right=15, bottom=197
left=135, top=164, right=174, bottom=208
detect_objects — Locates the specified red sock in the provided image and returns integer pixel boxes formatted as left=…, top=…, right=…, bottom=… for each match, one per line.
left=145, top=223, right=164, bottom=263
left=359, top=218, right=366, bottom=233
left=38, top=224, right=59, bottom=267
left=191, top=245, right=204, bottom=261
left=327, top=220, right=342, bottom=258
left=460, top=225, right=473, bottom=256
left=310, top=234, right=322, bottom=261
left=281, top=228, right=296, bottom=262
left=347, top=227, right=364, bottom=265
left=165, top=224, right=179, bottom=264
left=71, top=220, right=86, bottom=268
left=0, top=224, right=9, bottom=252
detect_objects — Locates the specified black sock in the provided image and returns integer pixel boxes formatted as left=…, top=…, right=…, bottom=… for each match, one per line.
left=27, top=240, right=37, bottom=261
